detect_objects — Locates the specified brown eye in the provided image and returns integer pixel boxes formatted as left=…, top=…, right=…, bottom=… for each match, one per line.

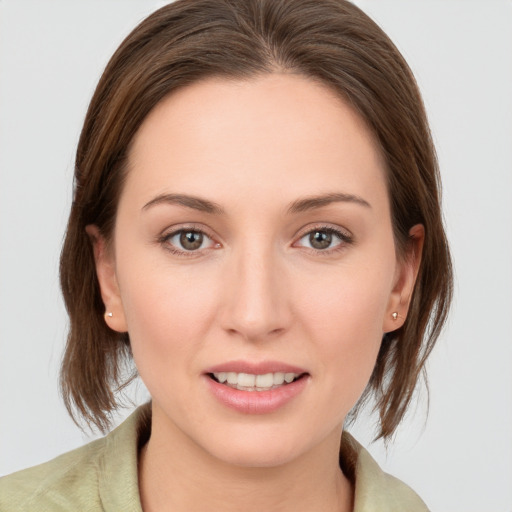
left=162, top=229, right=216, bottom=254
left=179, top=231, right=204, bottom=250
left=309, top=230, right=332, bottom=250
left=295, top=226, right=352, bottom=253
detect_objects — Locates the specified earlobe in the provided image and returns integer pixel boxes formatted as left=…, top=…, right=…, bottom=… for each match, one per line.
left=85, top=225, right=128, bottom=333
left=383, top=224, right=424, bottom=333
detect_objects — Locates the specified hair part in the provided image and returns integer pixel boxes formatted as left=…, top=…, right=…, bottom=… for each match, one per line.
left=60, top=0, right=452, bottom=439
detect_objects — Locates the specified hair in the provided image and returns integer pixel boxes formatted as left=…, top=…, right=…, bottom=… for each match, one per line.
left=59, top=0, right=452, bottom=439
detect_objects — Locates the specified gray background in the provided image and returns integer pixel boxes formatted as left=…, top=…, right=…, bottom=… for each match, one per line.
left=1, top=1, right=511, bottom=511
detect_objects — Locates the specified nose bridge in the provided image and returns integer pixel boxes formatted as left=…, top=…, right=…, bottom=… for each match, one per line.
left=221, top=236, right=289, bottom=341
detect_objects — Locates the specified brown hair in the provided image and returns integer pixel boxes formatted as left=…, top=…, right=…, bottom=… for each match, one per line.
left=60, top=0, right=452, bottom=439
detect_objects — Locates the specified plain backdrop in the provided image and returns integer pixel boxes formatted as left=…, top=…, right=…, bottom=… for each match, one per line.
left=1, top=1, right=511, bottom=511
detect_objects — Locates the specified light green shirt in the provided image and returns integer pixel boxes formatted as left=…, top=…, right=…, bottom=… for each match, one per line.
left=0, top=404, right=429, bottom=511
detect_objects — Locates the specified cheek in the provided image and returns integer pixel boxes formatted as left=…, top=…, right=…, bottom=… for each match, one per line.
left=114, top=246, right=220, bottom=376
left=292, top=261, right=393, bottom=396
left=296, top=259, right=392, bottom=338
left=119, top=271, right=222, bottom=411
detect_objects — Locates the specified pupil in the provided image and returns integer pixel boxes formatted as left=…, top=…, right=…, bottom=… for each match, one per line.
left=180, top=231, right=203, bottom=250
left=310, top=231, right=331, bottom=249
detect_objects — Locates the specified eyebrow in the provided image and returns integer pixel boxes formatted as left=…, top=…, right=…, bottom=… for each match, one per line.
left=287, top=192, right=371, bottom=213
left=142, top=193, right=225, bottom=215
left=142, top=191, right=371, bottom=215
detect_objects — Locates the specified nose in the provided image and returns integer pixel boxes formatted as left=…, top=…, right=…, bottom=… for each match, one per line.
left=219, top=242, right=291, bottom=342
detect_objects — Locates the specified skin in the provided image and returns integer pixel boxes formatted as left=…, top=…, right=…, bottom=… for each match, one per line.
left=88, top=73, right=423, bottom=512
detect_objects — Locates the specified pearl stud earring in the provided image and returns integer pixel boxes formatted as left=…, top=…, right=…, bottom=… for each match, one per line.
left=105, top=311, right=113, bottom=318
left=392, top=312, right=398, bottom=320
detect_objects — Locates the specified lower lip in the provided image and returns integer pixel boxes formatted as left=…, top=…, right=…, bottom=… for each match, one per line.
left=205, top=375, right=309, bottom=414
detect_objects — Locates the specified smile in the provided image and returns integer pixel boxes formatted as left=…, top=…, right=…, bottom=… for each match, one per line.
left=204, top=362, right=310, bottom=414
left=211, top=371, right=302, bottom=391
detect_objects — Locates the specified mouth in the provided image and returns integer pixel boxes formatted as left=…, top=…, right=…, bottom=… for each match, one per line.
left=208, top=371, right=307, bottom=392
left=204, top=362, right=310, bottom=413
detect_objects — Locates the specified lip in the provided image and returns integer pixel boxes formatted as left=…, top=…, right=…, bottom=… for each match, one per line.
left=204, top=360, right=308, bottom=375
left=203, top=360, right=310, bottom=414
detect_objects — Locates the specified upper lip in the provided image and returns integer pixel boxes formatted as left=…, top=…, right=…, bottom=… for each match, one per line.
left=204, top=360, right=308, bottom=375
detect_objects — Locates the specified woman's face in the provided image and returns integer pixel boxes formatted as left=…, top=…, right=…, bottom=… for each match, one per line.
left=94, top=74, right=418, bottom=467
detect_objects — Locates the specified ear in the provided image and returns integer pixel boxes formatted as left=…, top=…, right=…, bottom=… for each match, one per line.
left=85, top=225, right=128, bottom=333
left=383, top=224, right=424, bottom=333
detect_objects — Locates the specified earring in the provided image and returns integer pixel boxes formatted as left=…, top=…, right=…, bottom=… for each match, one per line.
left=105, top=311, right=113, bottom=319
left=392, top=312, right=398, bottom=320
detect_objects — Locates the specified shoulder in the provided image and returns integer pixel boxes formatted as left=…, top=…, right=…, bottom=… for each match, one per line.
left=0, top=437, right=106, bottom=511
left=341, top=432, right=430, bottom=512
left=0, top=404, right=150, bottom=512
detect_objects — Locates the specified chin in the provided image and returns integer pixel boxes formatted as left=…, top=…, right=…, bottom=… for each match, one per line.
left=197, top=423, right=322, bottom=469
left=213, top=441, right=301, bottom=469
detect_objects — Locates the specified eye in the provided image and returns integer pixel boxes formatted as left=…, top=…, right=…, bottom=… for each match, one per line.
left=296, top=226, right=352, bottom=252
left=161, top=228, right=218, bottom=254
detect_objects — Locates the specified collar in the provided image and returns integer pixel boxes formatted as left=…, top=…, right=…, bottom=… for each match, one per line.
left=340, top=431, right=430, bottom=511
left=98, top=404, right=429, bottom=512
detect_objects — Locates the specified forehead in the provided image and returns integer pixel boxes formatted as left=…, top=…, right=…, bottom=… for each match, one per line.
left=124, top=73, right=387, bottom=212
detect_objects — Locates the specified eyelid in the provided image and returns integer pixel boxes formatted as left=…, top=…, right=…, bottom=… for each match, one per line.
left=158, top=224, right=221, bottom=257
left=293, top=223, right=353, bottom=253
left=157, top=222, right=353, bottom=257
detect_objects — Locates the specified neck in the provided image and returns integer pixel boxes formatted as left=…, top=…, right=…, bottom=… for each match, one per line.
left=138, top=408, right=353, bottom=512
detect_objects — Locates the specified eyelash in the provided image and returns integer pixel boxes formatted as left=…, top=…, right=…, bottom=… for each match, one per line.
left=295, top=225, right=353, bottom=256
left=158, top=224, right=353, bottom=258
left=157, top=224, right=217, bottom=258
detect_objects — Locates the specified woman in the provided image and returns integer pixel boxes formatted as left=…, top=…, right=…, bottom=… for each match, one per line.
left=0, top=0, right=452, bottom=510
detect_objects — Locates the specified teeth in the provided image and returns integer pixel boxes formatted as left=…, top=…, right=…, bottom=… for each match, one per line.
left=274, top=372, right=285, bottom=385
left=212, top=371, right=300, bottom=391
left=255, top=373, right=273, bottom=388
left=284, top=373, right=296, bottom=383
left=216, top=372, right=228, bottom=383
left=238, top=373, right=256, bottom=387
